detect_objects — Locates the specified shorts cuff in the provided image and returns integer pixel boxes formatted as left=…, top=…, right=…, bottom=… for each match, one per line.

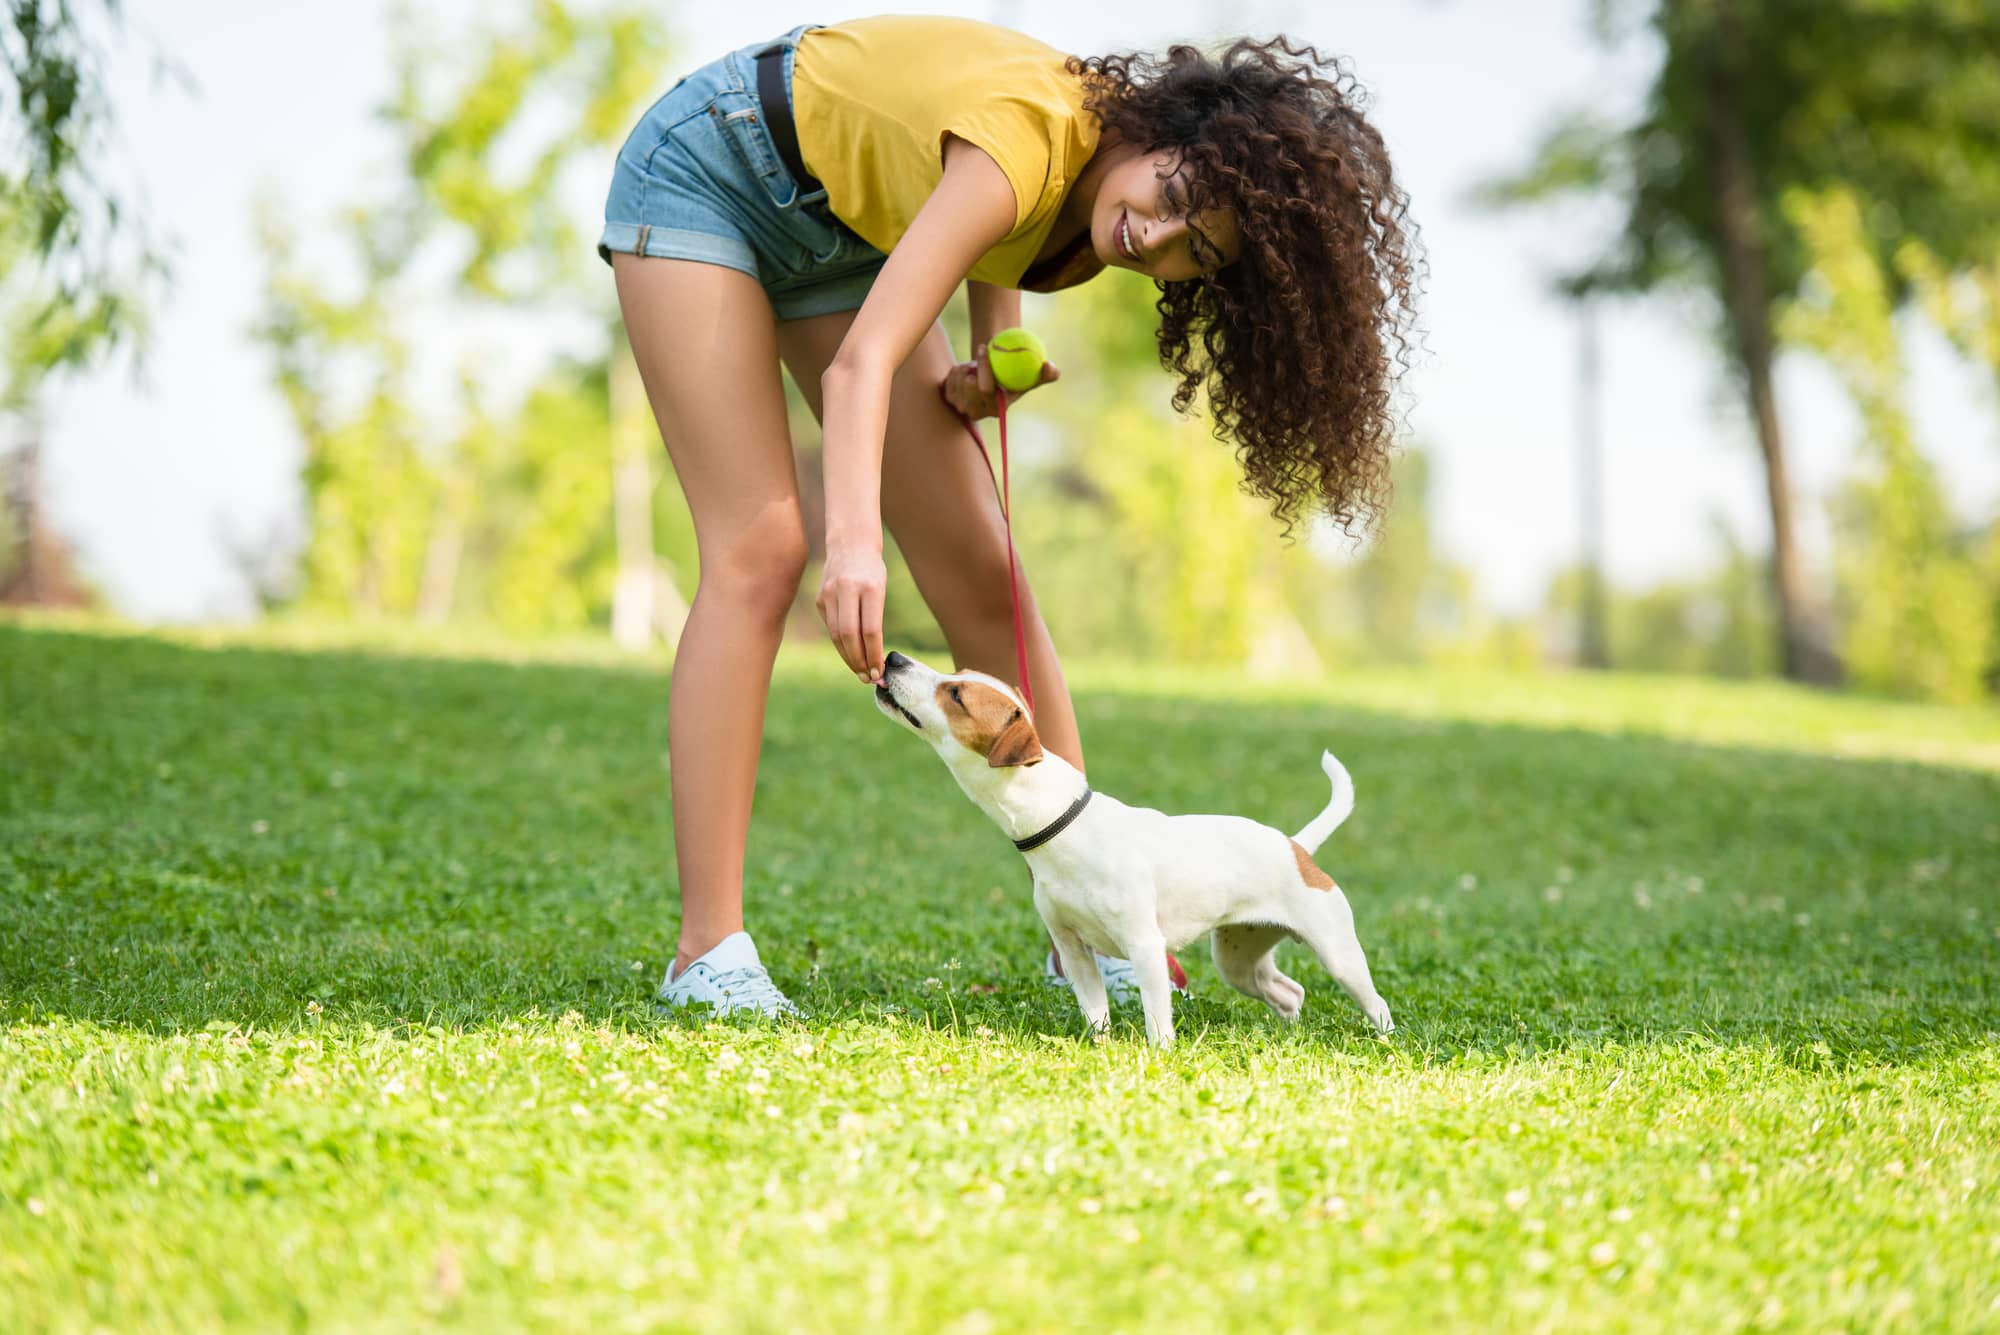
left=597, top=221, right=760, bottom=277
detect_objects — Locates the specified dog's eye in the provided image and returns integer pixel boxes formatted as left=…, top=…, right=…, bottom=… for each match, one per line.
left=948, top=684, right=963, bottom=706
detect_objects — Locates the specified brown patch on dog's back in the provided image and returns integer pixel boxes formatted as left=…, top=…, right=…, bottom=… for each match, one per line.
left=1291, top=839, right=1335, bottom=892
left=938, top=679, right=1044, bottom=768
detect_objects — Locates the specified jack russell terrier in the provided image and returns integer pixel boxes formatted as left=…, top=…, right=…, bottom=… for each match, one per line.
left=873, top=651, right=1394, bottom=1047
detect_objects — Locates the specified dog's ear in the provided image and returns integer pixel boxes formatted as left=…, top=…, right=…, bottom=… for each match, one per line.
left=986, top=708, right=1044, bottom=768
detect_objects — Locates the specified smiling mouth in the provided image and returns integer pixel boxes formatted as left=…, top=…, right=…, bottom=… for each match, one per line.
left=1118, top=211, right=1140, bottom=264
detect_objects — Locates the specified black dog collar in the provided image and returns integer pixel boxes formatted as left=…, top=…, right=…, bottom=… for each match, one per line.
left=1013, top=787, right=1093, bottom=853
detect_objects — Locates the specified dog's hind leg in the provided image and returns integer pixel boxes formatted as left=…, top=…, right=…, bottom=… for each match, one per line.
left=1286, top=889, right=1393, bottom=1034
left=1211, top=925, right=1304, bottom=1021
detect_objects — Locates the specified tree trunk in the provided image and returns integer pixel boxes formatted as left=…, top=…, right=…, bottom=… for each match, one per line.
left=1700, top=16, right=1842, bottom=684
left=1576, top=299, right=1610, bottom=669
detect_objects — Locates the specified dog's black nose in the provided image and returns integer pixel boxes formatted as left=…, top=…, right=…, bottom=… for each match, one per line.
left=884, top=651, right=911, bottom=673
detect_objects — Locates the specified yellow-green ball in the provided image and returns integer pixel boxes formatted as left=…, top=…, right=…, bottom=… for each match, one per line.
left=986, top=326, right=1048, bottom=392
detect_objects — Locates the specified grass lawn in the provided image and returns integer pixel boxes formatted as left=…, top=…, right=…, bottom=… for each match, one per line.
left=3, top=619, right=1997, bottom=1332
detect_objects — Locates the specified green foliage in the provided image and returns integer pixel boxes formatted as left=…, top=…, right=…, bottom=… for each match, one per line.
left=1547, top=529, right=1777, bottom=677
left=1782, top=188, right=1991, bottom=702
left=0, top=0, right=167, bottom=403
left=1490, top=0, right=2000, bottom=302
left=1022, top=269, right=1296, bottom=666
left=256, top=1, right=671, bottom=632
left=4, top=622, right=2000, bottom=1329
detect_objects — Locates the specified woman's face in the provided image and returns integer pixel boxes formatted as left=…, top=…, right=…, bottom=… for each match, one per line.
left=1089, top=148, right=1242, bottom=282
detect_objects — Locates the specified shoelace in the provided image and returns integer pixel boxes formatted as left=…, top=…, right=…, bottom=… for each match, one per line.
left=707, top=964, right=798, bottom=1015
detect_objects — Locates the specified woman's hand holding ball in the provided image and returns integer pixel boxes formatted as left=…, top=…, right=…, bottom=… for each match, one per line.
left=939, top=326, right=1059, bottom=420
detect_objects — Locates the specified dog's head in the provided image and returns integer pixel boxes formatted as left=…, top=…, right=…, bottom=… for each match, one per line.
left=873, top=651, right=1044, bottom=770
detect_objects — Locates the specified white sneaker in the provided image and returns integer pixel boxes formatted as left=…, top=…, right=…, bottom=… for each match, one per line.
left=1042, top=950, right=1144, bottom=1005
left=658, top=931, right=800, bottom=1019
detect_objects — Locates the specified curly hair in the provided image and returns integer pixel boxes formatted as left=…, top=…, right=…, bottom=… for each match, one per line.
left=1067, top=37, right=1423, bottom=535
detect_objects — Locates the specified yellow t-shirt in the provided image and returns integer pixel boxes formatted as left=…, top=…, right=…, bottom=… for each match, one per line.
left=791, top=16, right=1100, bottom=287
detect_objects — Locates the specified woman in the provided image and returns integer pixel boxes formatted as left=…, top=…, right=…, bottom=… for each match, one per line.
left=599, top=15, right=1420, bottom=1016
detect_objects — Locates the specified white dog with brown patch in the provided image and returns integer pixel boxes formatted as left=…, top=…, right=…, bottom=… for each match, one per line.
left=873, top=651, right=1394, bottom=1047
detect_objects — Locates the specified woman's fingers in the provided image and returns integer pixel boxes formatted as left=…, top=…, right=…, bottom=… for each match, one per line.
left=818, top=548, right=887, bottom=681
left=860, top=581, right=885, bottom=683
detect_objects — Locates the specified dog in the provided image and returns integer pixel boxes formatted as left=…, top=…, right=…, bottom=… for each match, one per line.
left=873, top=651, right=1394, bottom=1047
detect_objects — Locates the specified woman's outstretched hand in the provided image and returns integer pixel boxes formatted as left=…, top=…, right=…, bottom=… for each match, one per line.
left=938, top=340, right=1061, bottom=421
left=817, top=540, right=888, bottom=683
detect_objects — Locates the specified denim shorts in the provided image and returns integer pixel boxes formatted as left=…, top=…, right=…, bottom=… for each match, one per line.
left=597, top=25, right=888, bottom=321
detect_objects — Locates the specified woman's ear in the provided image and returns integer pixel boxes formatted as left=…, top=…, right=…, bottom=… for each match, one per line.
left=986, top=709, right=1044, bottom=768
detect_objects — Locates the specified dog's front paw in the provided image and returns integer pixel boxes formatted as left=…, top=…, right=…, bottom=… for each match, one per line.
left=1366, top=1001, right=1394, bottom=1034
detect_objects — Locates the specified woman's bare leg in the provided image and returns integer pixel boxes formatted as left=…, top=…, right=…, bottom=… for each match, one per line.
left=776, top=314, right=1083, bottom=767
left=614, top=254, right=806, bottom=976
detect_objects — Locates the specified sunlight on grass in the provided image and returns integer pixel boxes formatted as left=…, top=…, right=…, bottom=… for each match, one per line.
left=3, top=621, right=1997, bottom=1331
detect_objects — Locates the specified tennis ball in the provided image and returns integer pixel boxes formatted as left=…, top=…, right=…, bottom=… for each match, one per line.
left=986, top=326, right=1048, bottom=392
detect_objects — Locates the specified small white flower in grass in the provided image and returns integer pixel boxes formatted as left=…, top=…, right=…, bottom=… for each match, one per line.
left=1543, top=886, right=1563, bottom=904
left=792, top=1040, right=816, bottom=1059
left=252, top=820, right=269, bottom=835
left=1524, top=1249, right=1553, bottom=1275
left=1458, top=873, right=1478, bottom=892
left=26, top=1198, right=45, bottom=1216
left=382, top=1074, right=406, bottom=1098
left=764, top=1105, right=782, bottom=1119
left=1589, top=1242, right=1617, bottom=1268
left=1795, top=913, right=1812, bottom=927
left=1885, top=1160, right=1904, bottom=1177
left=836, top=1112, right=864, bottom=1135
left=1609, top=1206, right=1633, bottom=1223
left=715, top=1047, right=742, bottom=1072
left=1633, top=889, right=1653, bottom=910
left=1115, top=1224, right=1141, bottom=1245
left=1079, top=1198, right=1102, bottom=1214
left=1505, top=1188, right=1530, bottom=1211
left=630, top=960, right=645, bottom=972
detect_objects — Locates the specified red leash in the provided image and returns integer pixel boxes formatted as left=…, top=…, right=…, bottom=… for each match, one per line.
left=949, top=387, right=1034, bottom=716
left=945, top=379, right=1191, bottom=994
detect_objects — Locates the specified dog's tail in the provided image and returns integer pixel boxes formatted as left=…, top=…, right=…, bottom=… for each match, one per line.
left=1290, top=750, right=1354, bottom=856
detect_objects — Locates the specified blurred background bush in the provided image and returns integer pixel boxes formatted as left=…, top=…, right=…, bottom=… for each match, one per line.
left=5, top=0, right=1999, bottom=703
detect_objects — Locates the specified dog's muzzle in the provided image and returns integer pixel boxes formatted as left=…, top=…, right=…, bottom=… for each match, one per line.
left=875, top=681, right=923, bottom=731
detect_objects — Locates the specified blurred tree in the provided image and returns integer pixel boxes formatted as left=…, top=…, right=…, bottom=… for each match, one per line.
left=1481, top=0, right=2000, bottom=684
left=1545, top=524, right=1775, bottom=677
left=1783, top=187, right=1989, bottom=702
left=1025, top=268, right=1291, bottom=666
left=1902, top=239, right=2000, bottom=688
left=1281, top=449, right=1480, bottom=668
left=1, top=0, right=170, bottom=399
left=254, top=0, right=673, bottom=634
left=3, top=0, right=172, bottom=604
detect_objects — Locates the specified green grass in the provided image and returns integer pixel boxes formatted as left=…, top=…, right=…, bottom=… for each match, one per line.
left=3, top=620, right=1997, bottom=1333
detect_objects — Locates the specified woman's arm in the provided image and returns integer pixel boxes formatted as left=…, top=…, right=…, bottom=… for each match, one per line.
left=967, top=280, right=1022, bottom=352
left=817, top=134, right=1019, bottom=684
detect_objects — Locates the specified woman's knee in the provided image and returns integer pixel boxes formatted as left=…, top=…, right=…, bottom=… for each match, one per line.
left=699, top=510, right=809, bottom=620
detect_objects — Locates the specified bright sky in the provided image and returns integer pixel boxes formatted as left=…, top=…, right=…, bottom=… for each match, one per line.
left=33, top=0, right=2000, bottom=620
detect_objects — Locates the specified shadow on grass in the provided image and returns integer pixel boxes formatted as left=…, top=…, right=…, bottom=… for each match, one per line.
left=4, top=627, right=1996, bottom=1066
